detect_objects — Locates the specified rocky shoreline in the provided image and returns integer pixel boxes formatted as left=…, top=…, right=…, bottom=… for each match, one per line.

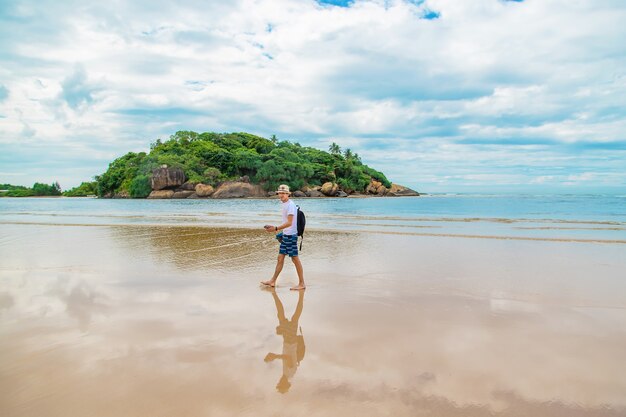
left=105, top=166, right=419, bottom=199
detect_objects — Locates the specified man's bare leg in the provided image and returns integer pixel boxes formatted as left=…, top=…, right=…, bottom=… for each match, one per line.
left=261, top=254, right=286, bottom=287
left=290, top=256, right=306, bottom=290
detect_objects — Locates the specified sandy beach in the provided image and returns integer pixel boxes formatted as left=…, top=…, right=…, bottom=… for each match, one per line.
left=1, top=222, right=626, bottom=416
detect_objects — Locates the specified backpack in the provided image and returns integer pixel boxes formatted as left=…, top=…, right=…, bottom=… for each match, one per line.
left=296, top=205, right=306, bottom=250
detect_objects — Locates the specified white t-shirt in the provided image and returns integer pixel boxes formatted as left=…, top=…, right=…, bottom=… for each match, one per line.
left=281, top=199, right=298, bottom=235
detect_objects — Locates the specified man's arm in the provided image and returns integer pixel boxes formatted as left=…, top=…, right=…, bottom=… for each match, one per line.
left=264, top=214, right=294, bottom=233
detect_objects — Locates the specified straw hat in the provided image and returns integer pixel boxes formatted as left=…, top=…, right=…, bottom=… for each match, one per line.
left=276, top=184, right=291, bottom=194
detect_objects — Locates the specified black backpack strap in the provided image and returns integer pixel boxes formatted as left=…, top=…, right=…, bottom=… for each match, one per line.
left=297, top=205, right=303, bottom=251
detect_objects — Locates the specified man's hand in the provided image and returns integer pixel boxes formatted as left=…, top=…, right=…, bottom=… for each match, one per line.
left=264, top=224, right=275, bottom=232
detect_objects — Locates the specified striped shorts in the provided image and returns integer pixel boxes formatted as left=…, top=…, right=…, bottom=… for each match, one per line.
left=279, top=234, right=299, bottom=257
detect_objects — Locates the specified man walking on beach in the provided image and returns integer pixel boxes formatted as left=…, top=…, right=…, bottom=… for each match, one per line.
left=261, top=184, right=306, bottom=290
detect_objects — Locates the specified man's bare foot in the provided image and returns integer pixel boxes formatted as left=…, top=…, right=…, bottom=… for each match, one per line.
left=290, top=285, right=306, bottom=291
left=260, top=280, right=276, bottom=287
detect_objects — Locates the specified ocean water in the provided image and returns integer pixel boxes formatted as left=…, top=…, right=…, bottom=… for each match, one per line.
left=0, top=194, right=625, bottom=242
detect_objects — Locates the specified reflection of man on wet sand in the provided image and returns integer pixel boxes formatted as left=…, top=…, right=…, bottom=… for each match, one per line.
left=264, top=289, right=305, bottom=394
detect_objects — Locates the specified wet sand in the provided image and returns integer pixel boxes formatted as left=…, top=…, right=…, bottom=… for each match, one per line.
left=1, top=223, right=626, bottom=416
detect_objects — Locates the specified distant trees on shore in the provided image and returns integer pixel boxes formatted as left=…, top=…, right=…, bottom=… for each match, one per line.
left=63, top=182, right=98, bottom=197
left=0, top=182, right=62, bottom=197
left=0, top=181, right=98, bottom=197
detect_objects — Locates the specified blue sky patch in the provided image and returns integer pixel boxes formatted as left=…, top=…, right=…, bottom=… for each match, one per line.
left=422, top=9, right=440, bottom=20
left=0, top=85, right=8, bottom=101
left=317, top=0, right=353, bottom=7
left=114, top=107, right=208, bottom=118
left=61, top=66, right=95, bottom=109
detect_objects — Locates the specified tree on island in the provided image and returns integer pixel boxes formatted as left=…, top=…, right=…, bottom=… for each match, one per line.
left=63, top=181, right=98, bottom=197
left=329, top=142, right=341, bottom=156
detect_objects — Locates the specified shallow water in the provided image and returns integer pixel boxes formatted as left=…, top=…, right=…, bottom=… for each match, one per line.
left=1, top=195, right=626, bottom=243
left=1, top=223, right=625, bottom=416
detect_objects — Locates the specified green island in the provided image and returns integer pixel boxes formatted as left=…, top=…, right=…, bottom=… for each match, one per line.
left=1, top=131, right=418, bottom=199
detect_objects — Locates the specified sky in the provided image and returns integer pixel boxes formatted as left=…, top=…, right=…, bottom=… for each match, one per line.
left=1, top=0, right=625, bottom=193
